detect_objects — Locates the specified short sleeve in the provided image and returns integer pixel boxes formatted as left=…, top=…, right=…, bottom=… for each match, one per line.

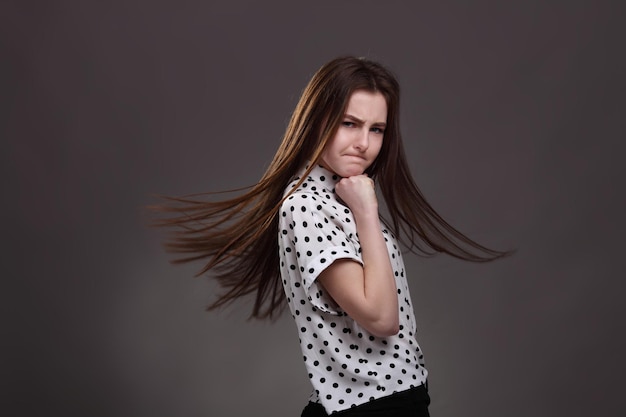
left=279, top=192, right=362, bottom=314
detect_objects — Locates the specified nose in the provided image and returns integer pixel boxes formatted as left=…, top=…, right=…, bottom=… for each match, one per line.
left=353, top=128, right=369, bottom=152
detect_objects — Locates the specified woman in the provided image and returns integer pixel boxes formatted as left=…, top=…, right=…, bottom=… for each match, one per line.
left=153, top=56, right=509, bottom=416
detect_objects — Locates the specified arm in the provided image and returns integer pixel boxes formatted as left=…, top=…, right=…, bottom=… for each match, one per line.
left=317, top=175, right=399, bottom=337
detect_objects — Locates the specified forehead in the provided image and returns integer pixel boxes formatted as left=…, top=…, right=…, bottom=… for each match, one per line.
left=344, top=90, right=388, bottom=122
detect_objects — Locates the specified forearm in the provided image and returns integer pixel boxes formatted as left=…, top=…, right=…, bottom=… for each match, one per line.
left=353, top=211, right=399, bottom=335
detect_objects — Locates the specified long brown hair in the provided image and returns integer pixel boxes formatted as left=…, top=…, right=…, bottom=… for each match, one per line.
left=151, top=56, right=511, bottom=319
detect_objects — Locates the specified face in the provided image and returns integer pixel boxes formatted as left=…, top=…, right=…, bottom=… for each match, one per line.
left=319, top=90, right=388, bottom=178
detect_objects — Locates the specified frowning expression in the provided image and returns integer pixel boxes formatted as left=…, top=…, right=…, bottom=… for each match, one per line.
left=319, top=90, right=387, bottom=178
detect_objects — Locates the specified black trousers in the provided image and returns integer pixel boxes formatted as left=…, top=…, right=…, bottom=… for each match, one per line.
left=301, top=384, right=430, bottom=417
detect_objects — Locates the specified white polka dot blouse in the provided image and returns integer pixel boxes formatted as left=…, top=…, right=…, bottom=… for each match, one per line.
left=278, top=163, right=428, bottom=414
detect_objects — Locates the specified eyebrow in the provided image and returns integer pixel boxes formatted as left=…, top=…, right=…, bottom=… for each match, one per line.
left=344, top=114, right=387, bottom=127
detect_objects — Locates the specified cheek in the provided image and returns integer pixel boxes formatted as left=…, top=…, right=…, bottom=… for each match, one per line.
left=320, top=142, right=337, bottom=165
left=371, top=139, right=384, bottom=157
left=328, top=137, right=346, bottom=156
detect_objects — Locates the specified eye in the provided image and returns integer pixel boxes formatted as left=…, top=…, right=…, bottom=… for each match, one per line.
left=371, top=127, right=385, bottom=134
left=341, top=121, right=355, bottom=127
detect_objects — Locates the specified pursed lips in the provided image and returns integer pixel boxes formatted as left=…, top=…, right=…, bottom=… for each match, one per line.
left=343, top=154, right=366, bottom=160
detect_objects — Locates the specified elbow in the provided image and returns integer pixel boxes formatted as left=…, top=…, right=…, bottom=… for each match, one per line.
left=368, top=317, right=400, bottom=338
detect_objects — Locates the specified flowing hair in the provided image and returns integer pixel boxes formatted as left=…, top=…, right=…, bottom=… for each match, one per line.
left=150, top=56, right=511, bottom=319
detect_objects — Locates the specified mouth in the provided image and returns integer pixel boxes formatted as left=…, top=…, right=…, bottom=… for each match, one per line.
left=344, top=154, right=366, bottom=160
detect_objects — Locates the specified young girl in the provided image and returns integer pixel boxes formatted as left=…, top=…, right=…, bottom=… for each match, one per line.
left=153, top=56, right=508, bottom=416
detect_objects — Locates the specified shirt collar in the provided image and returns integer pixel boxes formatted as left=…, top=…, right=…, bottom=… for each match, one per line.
left=297, top=162, right=341, bottom=193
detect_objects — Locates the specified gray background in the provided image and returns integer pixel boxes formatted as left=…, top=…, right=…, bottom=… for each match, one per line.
left=3, top=1, right=625, bottom=416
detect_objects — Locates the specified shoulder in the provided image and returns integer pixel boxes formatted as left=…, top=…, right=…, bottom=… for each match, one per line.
left=280, top=190, right=325, bottom=218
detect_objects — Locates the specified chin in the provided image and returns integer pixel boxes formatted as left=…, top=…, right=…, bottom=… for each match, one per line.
left=322, top=158, right=369, bottom=177
left=339, top=167, right=366, bottom=178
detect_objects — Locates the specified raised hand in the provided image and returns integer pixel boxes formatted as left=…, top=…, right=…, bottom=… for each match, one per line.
left=335, top=174, right=378, bottom=216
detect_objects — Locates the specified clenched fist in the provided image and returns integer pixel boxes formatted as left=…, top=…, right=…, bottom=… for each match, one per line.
left=335, top=175, right=378, bottom=216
